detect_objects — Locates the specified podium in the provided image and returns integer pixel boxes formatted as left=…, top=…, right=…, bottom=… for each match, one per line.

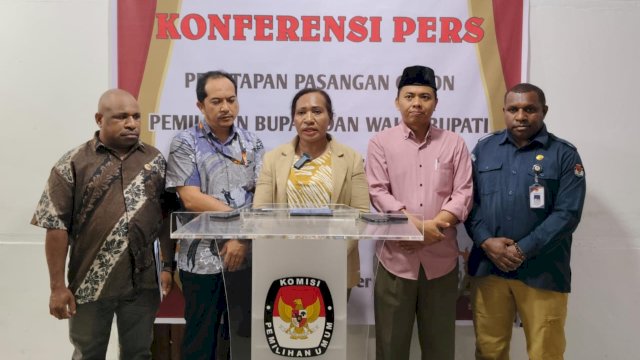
left=171, top=204, right=422, bottom=359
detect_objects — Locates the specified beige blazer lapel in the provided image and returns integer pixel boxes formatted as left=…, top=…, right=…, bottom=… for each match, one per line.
left=275, top=143, right=295, bottom=204
left=330, top=142, right=347, bottom=204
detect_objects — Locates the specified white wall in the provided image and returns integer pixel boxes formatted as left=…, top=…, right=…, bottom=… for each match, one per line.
left=529, top=1, right=640, bottom=359
left=1, top=0, right=638, bottom=359
left=0, top=0, right=113, bottom=358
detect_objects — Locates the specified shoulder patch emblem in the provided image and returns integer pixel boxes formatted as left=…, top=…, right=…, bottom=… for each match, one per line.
left=574, top=164, right=584, bottom=177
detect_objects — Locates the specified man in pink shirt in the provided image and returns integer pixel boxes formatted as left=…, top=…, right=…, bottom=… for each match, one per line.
left=366, top=65, right=473, bottom=360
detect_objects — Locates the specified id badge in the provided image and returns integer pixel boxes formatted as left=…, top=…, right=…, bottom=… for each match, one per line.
left=529, top=184, right=545, bottom=209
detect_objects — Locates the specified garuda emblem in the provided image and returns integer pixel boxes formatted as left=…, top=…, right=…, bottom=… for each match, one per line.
left=278, top=297, right=321, bottom=339
left=264, top=276, right=335, bottom=357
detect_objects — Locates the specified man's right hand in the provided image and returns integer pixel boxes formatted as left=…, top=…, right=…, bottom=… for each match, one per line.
left=220, top=239, right=247, bottom=272
left=160, top=271, right=174, bottom=297
left=49, top=287, right=76, bottom=319
left=480, top=237, right=524, bottom=272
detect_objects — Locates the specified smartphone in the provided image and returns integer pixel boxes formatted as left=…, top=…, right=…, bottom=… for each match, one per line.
left=360, top=213, right=408, bottom=223
left=208, top=209, right=240, bottom=221
left=289, top=208, right=334, bottom=216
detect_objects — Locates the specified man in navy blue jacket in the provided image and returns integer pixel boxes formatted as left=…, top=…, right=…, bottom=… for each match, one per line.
left=465, top=83, right=586, bottom=360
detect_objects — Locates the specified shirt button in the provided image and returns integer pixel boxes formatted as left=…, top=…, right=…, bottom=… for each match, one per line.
left=419, top=183, right=423, bottom=187
left=420, top=203, right=423, bottom=207
left=508, top=190, right=513, bottom=195
left=506, top=216, right=512, bottom=221
left=512, top=170, right=517, bottom=175
left=419, top=164, right=422, bottom=168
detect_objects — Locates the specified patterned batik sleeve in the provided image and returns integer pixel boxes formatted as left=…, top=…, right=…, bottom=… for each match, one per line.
left=31, top=164, right=75, bottom=231
left=166, top=132, right=200, bottom=191
left=253, top=136, right=266, bottom=183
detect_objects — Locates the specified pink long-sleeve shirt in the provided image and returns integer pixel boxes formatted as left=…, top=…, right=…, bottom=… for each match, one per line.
left=366, top=122, right=473, bottom=280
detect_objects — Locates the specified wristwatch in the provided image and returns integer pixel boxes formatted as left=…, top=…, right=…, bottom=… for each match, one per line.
left=514, top=244, right=526, bottom=260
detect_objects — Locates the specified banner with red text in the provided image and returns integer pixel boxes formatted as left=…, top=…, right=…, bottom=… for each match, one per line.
left=112, top=0, right=529, bottom=325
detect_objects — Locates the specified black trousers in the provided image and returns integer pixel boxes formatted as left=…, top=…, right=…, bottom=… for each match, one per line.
left=179, top=269, right=252, bottom=360
left=179, top=271, right=228, bottom=360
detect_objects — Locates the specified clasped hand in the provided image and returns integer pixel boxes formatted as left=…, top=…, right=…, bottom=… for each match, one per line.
left=398, top=219, right=450, bottom=252
left=480, top=237, right=525, bottom=272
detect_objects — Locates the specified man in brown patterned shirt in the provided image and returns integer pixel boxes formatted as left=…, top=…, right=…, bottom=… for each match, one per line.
left=31, top=89, right=172, bottom=359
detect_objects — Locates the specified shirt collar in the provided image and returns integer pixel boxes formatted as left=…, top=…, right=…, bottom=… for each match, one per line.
left=92, top=131, right=145, bottom=153
left=499, top=125, right=550, bottom=148
left=399, top=121, right=432, bottom=142
left=199, top=121, right=238, bottom=145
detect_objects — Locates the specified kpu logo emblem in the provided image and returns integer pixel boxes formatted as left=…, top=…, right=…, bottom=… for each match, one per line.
left=264, top=277, right=334, bottom=357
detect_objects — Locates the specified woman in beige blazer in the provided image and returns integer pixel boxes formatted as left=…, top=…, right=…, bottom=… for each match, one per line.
left=253, top=88, right=370, bottom=289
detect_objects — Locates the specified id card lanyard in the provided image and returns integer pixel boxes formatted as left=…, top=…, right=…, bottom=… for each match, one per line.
left=198, top=122, right=248, bottom=208
left=199, top=122, right=248, bottom=166
left=529, top=164, right=545, bottom=209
